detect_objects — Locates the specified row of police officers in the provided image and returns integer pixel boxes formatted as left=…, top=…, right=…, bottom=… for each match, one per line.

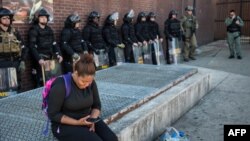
left=0, top=6, right=199, bottom=93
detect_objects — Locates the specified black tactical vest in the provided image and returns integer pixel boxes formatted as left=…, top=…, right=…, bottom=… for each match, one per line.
left=33, top=25, right=54, bottom=52
left=168, top=19, right=181, bottom=37
left=68, top=29, right=83, bottom=53
left=227, top=18, right=241, bottom=33
left=103, top=25, right=121, bottom=47
left=84, top=23, right=105, bottom=49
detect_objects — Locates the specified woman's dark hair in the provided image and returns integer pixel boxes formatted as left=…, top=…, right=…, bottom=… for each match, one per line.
left=74, top=54, right=96, bottom=76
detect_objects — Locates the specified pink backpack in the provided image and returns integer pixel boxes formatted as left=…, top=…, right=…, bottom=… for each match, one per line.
left=42, top=73, right=72, bottom=135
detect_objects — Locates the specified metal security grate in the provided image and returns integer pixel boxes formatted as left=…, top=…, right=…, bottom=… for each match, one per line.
left=0, top=64, right=197, bottom=140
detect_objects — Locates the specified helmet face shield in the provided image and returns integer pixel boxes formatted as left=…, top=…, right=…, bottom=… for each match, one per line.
left=109, top=12, right=119, bottom=21
left=127, top=9, right=135, bottom=18
left=69, top=13, right=80, bottom=23
left=89, top=11, right=100, bottom=19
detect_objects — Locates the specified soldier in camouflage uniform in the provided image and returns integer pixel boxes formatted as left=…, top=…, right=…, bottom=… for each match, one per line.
left=180, top=6, right=198, bottom=62
left=225, top=10, right=244, bottom=59
left=0, top=8, right=28, bottom=93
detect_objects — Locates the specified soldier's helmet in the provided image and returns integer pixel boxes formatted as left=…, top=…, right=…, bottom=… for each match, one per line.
left=33, top=8, right=50, bottom=24
left=65, top=12, right=80, bottom=28
left=123, top=9, right=134, bottom=23
left=0, top=8, right=14, bottom=20
left=88, top=11, right=100, bottom=21
left=185, top=6, right=193, bottom=11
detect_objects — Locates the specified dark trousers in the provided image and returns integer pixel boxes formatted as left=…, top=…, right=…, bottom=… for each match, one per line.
left=63, top=61, right=73, bottom=74
left=108, top=47, right=116, bottom=67
left=165, top=38, right=171, bottom=64
left=52, top=120, right=118, bottom=141
left=124, top=44, right=134, bottom=63
left=151, top=43, right=157, bottom=65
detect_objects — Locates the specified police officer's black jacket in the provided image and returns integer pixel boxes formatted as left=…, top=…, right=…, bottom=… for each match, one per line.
left=82, top=22, right=106, bottom=51
left=147, top=21, right=162, bottom=40
left=0, top=26, right=28, bottom=61
left=164, top=18, right=181, bottom=38
left=102, top=23, right=122, bottom=48
left=121, top=22, right=138, bottom=45
left=61, top=28, right=86, bottom=61
left=29, top=24, right=60, bottom=61
left=135, top=21, right=151, bottom=42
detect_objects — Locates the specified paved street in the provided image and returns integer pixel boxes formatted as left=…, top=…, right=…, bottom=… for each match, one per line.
left=172, top=40, right=250, bottom=141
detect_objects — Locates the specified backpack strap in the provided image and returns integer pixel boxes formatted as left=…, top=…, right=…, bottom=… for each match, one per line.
left=62, top=72, right=72, bottom=97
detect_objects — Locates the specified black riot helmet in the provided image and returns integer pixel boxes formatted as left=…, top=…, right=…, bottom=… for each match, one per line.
left=123, top=9, right=134, bottom=23
left=148, top=12, right=156, bottom=18
left=147, top=12, right=156, bottom=21
left=33, top=8, right=50, bottom=24
left=88, top=11, right=100, bottom=22
left=137, top=12, right=147, bottom=22
left=0, top=8, right=14, bottom=23
left=64, top=13, right=81, bottom=28
left=105, top=12, right=119, bottom=25
left=168, top=10, right=178, bottom=19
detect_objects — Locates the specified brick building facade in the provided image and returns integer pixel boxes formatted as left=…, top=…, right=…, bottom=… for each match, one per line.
left=1, top=0, right=217, bottom=91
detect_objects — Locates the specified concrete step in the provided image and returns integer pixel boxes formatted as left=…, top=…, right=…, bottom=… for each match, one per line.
left=109, top=68, right=210, bottom=141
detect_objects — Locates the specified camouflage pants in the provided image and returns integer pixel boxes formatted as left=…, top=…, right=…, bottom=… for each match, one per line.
left=183, top=34, right=197, bottom=59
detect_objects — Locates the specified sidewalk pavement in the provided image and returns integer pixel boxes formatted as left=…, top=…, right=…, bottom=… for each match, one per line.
left=171, top=40, right=250, bottom=141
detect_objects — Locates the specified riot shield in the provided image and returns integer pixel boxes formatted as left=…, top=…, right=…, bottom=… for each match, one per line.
left=93, top=49, right=109, bottom=69
left=114, top=47, right=125, bottom=66
left=168, top=38, right=181, bottom=65
left=142, top=43, right=152, bottom=64
left=154, top=40, right=166, bottom=65
left=132, top=44, right=143, bottom=64
left=0, top=67, right=18, bottom=91
left=43, top=59, right=62, bottom=82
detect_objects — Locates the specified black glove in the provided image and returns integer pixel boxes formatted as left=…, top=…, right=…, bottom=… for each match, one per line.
left=94, top=49, right=100, bottom=55
left=168, top=37, right=173, bottom=42
left=81, top=40, right=88, bottom=52
left=182, top=35, right=186, bottom=41
left=104, top=47, right=109, bottom=54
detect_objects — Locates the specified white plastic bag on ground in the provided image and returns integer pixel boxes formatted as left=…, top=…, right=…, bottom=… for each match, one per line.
left=158, top=127, right=189, bottom=141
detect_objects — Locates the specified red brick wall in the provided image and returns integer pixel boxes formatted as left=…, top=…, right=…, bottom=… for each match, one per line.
left=0, top=0, right=216, bottom=91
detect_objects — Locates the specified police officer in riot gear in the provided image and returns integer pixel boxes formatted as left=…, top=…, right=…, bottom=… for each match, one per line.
left=147, top=12, right=163, bottom=42
left=147, top=12, right=163, bottom=65
left=164, top=10, right=181, bottom=64
left=225, top=10, right=244, bottom=59
left=61, top=12, right=88, bottom=73
left=135, top=12, right=151, bottom=45
left=135, top=12, right=153, bottom=64
left=82, top=11, right=107, bottom=54
left=29, top=8, right=63, bottom=87
left=181, top=6, right=199, bottom=62
left=103, top=12, right=125, bottom=66
left=121, top=10, right=139, bottom=63
left=0, top=7, right=28, bottom=93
